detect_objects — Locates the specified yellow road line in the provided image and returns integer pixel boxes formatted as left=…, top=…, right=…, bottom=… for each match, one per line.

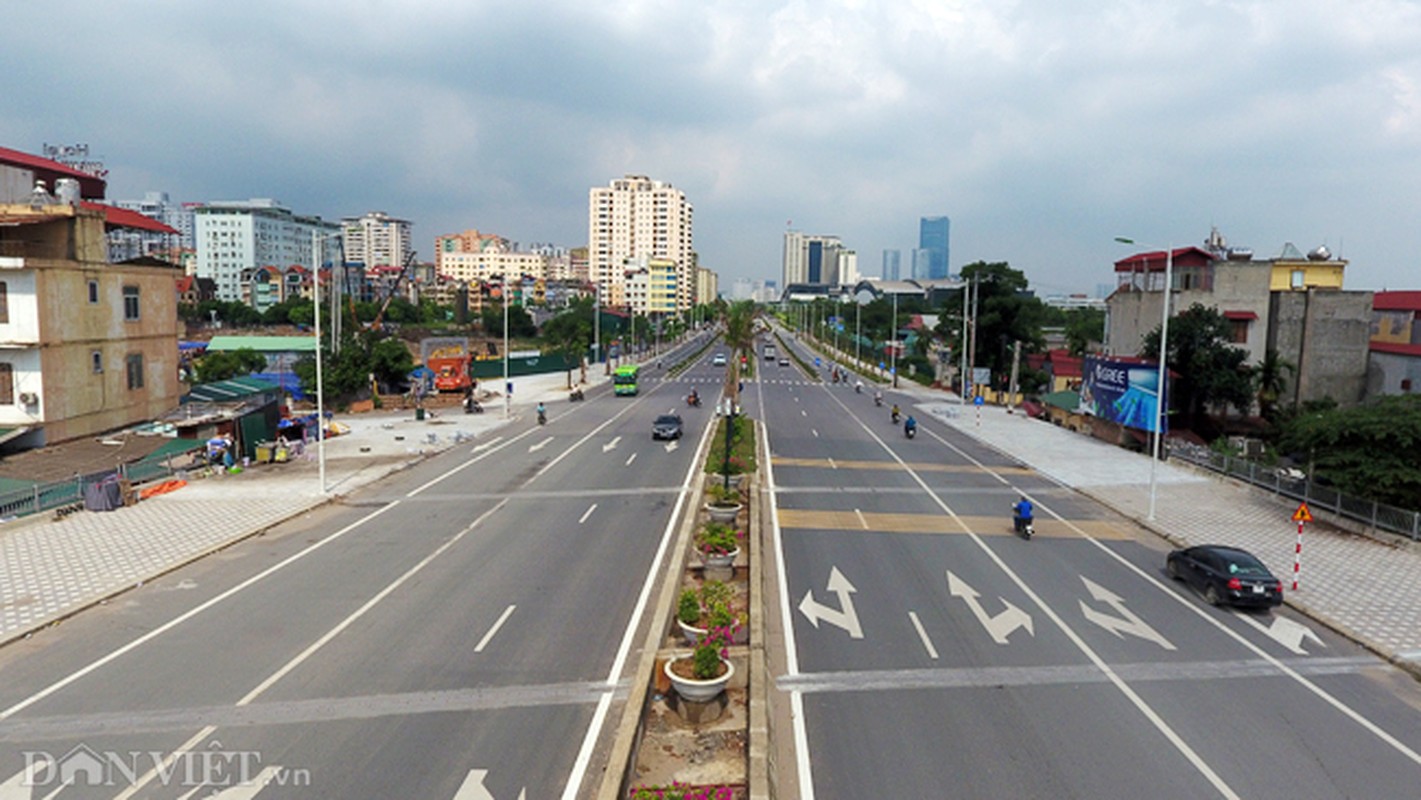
left=776, top=510, right=1133, bottom=540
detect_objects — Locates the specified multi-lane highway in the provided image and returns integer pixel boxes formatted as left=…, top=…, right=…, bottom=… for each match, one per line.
left=762, top=327, right=1421, bottom=799
left=0, top=338, right=726, bottom=799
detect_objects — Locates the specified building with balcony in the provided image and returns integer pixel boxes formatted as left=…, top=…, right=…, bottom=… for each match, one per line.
left=342, top=211, right=412, bottom=269
left=588, top=175, right=694, bottom=310
left=193, top=199, right=339, bottom=304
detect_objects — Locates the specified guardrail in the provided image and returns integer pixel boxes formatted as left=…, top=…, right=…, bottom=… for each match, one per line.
left=0, top=452, right=197, bottom=523
left=1167, top=442, right=1420, bottom=541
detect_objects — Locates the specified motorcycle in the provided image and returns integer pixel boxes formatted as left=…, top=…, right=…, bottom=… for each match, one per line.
left=874, top=395, right=883, bottom=407
left=855, top=382, right=863, bottom=394
left=1013, top=512, right=1034, bottom=540
left=537, top=408, right=547, bottom=425
left=464, top=397, right=484, bottom=414
left=569, top=388, right=584, bottom=402
left=891, top=409, right=901, bottom=424
left=687, top=393, right=702, bottom=407
left=904, top=421, right=916, bottom=439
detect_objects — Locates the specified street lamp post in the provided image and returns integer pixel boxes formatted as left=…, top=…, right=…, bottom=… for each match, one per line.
left=1115, top=236, right=1173, bottom=521
left=503, top=276, right=511, bottom=418
left=311, top=230, right=343, bottom=494
left=890, top=291, right=899, bottom=388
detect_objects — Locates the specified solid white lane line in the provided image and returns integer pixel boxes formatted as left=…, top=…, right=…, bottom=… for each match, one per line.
left=117, top=500, right=510, bottom=797
left=909, top=612, right=939, bottom=660
left=854, top=508, right=869, bottom=530
left=560, top=397, right=718, bottom=800
left=843, top=399, right=1240, bottom=799
left=811, top=429, right=819, bottom=438
left=924, top=425, right=1421, bottom=771
left=0, top=502, right=402, bottom=721
left=579, top=503, right=598, bottom=524
left=625, top=452, right=637, bottom=466
left=474, top=605, right=517, bottom=653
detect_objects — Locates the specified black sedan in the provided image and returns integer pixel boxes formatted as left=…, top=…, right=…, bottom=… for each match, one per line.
left=652, top=414, right=684, bottom=440
left=1167, top=544, right=1284, bottom=608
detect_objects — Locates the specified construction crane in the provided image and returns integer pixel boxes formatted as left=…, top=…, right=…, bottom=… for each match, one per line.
left=370, top=250, right=418, bottom=330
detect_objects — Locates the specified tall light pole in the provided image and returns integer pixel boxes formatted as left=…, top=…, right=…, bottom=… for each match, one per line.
left=1115, top=236, right=1173, bottom=521
left=960, top=275, right=969, bottom=405
left=890, top=291, right=899, bottom=388
left=503, top=276, right=511, bottom=418
left=311, top=230, right=342, bottom=493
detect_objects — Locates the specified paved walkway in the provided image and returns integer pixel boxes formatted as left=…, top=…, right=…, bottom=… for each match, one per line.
left=906, top=391, right=1421, bottom=674
left=0, top=368, right=605, bottom=645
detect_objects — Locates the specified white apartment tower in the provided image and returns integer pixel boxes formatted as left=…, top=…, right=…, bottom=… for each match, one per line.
left=342, top=211, right=413, bottom=268
left=588, top=175, right=693, bottom=310
left=193, top=199, right=340, bottom=302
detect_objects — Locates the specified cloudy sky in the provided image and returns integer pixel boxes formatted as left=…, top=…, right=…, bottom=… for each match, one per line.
left=5, top=0, right=1421, bottom=295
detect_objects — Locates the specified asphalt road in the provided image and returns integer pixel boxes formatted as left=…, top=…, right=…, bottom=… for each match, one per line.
left=0, top=336, right=722, bottom=799
left=763, top=327, right=1421, bottom=800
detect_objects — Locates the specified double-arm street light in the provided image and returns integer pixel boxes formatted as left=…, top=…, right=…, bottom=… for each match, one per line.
left=1114, top=236, right=1173, bottom=521
left=311, top=230, right=345, bottom=493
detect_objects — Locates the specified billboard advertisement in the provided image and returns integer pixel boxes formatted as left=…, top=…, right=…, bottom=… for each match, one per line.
left=1081, top=356, right=1166, bottom=433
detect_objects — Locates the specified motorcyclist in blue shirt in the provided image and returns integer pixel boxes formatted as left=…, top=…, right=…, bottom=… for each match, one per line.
left=1013, top=496, right=1034, bottom=535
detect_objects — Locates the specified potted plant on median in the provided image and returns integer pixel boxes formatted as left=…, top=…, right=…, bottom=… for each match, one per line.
left=695, top=521, right=742, bottom=568
left=664, top=623, right=736, bottom=703
left=704, top=481, right=742, bottom=524
left=676, top=581, right=743, bottom=644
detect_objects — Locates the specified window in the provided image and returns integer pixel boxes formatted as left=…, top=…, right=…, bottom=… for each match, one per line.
left=0, top=281, right=7, bottom=323
left=1291, top=270, right=1305, bottom=289
left=92, top=351, right=103, bottom=373
left=0, top=363, right=10, bottom=404
left=88, top=280, right=99, bottom=304
left=123, top=286, right=140, bottom=321
left=1229, top=319, right=1249, bottom=344
left=126, top=354, right=144, bottom=390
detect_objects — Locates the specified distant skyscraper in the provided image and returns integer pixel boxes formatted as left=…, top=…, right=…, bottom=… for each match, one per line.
left=882, top=249, right=901, bottom=281
left=783, top=231, right=843, bottom=286
left=919, top=216, right=950, bottom=280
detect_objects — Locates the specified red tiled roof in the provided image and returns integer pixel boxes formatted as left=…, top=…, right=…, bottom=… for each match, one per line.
left=1223, top=310, right=1258, bottom=321
left=0, top=146, right=107, bottom=198
left=1371, top=341, right=1421, bottom=357
left=79, top=201, right=179, bottom=234
left=176, top=275, right=194, bottom=292
left=1113, top=246, right=1213, bottom=272
left=1374, top=291, right=1421, bottom=312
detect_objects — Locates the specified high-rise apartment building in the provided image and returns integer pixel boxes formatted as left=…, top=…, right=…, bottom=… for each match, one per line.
left=783, top=231, right=844, bottom=286
left=918, top=216, right=950, bottom=280
left=342, top=211, right=412, bottom=268
left=193, top=199, right=339, bottom=303
left=882, top=249, right=902, bottom=281
left=588, top=174, right=694, bottom=310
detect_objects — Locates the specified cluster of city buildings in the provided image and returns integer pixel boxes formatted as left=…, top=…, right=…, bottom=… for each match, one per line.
left=0, top=143, right=718, bottom=453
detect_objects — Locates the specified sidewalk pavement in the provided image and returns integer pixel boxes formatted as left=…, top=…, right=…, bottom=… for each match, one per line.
left=0, top=368, right=604, bottom=646
left=901, top=387, right=1421, bottom=675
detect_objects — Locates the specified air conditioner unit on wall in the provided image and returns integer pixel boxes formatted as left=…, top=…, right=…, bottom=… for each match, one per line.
left=18, top=392, right=37, bottom=405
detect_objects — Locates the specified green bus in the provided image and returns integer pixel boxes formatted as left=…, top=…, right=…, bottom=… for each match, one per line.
left=613, top=364, right=640, bottom=396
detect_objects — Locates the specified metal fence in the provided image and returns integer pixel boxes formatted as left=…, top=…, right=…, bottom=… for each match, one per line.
left=0, top=452, right=196, bottom=523
left=1167, top=442, right=1421, bottom=541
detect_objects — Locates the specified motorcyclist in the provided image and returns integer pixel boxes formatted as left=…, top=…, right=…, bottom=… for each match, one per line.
left=890, top=404, right=901, bottom=424
left=904, top=415, right=917, bottom=437
left=688, top=389, right=700, bottom=407
left=1013, top=496, right=1034, bottom=535
left=536, top=402, right=547, bottom=424
left=874, top=390, right=883, bottom=407
left=855, top=380, right=864, bottom=394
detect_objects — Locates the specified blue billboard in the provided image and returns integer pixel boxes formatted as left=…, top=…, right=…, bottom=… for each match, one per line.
left=1081, top=356, right=1166, bottom=433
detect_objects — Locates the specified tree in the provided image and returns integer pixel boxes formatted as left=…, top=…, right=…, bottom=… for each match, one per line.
left=480, top=303, right=536, bottom=338
left=193, top=348, right=268, bottom=383
left=1139, top=303, right=1254, bottom=430
left=1064, top=308, right=1106, bottom=357
left=541, top=300, right=593, bottom=388
left=721, top=300, right=759, bottom=405
left=937, top=262, right=1046, bottom=387
left=1255, top=348, right=1295, bottom=421
left=1278, top=395, right=1421, bottom=509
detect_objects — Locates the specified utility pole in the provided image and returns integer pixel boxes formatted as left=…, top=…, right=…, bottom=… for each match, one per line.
left=960, top=277, right=969, bottom=404
left=967, top=274, right=979, bottom=399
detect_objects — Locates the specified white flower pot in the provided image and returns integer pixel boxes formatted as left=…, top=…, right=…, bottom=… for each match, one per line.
left=706, top=502, right=741, bottom=524
left=664, top=655, right=734, bottom=702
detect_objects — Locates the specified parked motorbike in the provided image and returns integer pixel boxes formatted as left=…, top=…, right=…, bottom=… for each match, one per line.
left=464, top=397, right=484, bottom=414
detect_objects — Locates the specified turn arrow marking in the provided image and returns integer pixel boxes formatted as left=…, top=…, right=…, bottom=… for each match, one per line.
left=664, top=439, right=679, bottom=453
left=1079, top=576, right=1175, bottom=650
left=798, top=566, right=864, bottom=639
left=1235, top=612, right=1326, bottom=655
left=529, top=437, right=554, bottom=453
left=452, top=769, right=527, bottom=800
left=946, top=571, right=1034, bottom=644
left=602, top=436, right=622, bottom=453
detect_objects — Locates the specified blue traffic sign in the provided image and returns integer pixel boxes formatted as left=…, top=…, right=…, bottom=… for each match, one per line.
left=974, top=395, right=984, bottom=406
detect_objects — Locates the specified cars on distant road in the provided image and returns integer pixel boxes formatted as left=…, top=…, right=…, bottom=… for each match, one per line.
left=652, top=414, right=684, bottom=440
left=1166, top=544, right=1284, bottom=608
left=711, top=353, right=727, bottom=366
left=778, top=357, right=789, bottom=366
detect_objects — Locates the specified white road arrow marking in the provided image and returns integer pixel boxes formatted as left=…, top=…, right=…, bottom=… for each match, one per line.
left=453, top=769, right=526, bottom=800
left=1079, top=576, right=1176, bottom=650
left=529, top=437, right=554, bottom=453
left=947, top=571, right=1035, bottom=645
left=179, top=767, right=284, bottom=799
left=602, top=436, right=621, bottom=453
left=1235, top=612, right=1326, bottom=655
left=664, top=440, right=678, bottom=453
left=470, top=436, right=503, bottom=453
left=625, top=452, right=637, bottom=466
left=798, top=566, right=864, bottom=639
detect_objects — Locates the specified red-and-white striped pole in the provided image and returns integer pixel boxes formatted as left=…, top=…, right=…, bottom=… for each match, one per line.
left=1292, top=519, right=1304, bottom=591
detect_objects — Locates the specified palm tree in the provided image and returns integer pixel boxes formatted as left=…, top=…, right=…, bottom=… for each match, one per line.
left=1255, top=348, right=1295, bottom=420
left=721, top=300, right=759, bottom=406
